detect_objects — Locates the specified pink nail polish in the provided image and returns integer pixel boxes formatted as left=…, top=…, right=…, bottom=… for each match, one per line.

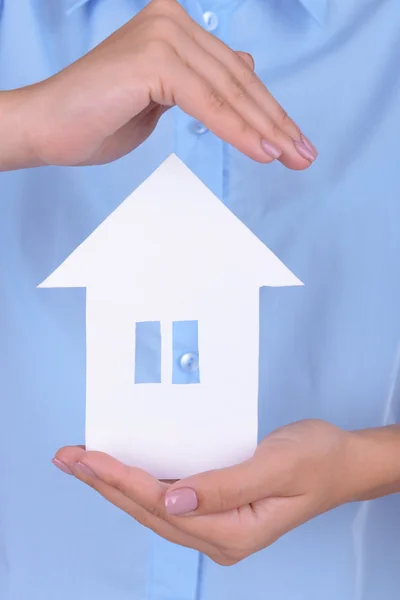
left=261, top=139, right=282, bottom=159
left=294, top=139, right=317, bottom=162
left=74, top=462, right=97, bottom=478
left=165, top=488, right=198, bottom=515
left=52, top=458, right=73, bottom=475
left=300, top=134, right=318, bottom=158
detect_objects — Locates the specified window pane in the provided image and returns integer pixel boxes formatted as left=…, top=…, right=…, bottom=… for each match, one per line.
left=172, top=320, right=200, bottom=384
left=134, top=321, right=161, bottom=384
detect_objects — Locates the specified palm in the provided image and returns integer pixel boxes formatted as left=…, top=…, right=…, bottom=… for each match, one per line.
left=56, top=420, right=349, bottom=565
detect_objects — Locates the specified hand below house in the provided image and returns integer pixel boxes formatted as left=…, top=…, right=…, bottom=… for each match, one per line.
left=53, top=419, right=400, bottom=565
left=0, top=0, right=317, bottom=172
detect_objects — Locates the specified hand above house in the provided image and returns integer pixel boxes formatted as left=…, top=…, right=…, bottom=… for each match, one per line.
left=0, top=0, right=317, bottom=173
left=53, top=419, right=400, bottom=564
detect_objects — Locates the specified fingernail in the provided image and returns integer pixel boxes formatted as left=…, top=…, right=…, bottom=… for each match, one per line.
left=165, top=487, right=198, bottom=516
left=301, top=134, right=318, bottom=158
left=74, top=462, right=97, bottom=478
left=294, top=137, right=317, bottom=162
left=52, top=458, right=73, bottom=475
left=261, top=139, right=282, bottom=159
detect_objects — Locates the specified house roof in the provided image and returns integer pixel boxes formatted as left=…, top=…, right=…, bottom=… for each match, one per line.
left=38, top=154, right=302, bottom=290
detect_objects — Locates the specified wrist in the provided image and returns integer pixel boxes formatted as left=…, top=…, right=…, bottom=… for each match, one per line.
left=346, top=425, right=400, bottom=502
left=0, top=86, right=44, bottom=171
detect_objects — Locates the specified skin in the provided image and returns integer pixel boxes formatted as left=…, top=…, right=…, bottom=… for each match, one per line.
left=4, top=0, right=397, bottom=566
left=55, top=420, right=400, bottom=566
left=0, top=0, right=316, bottom=172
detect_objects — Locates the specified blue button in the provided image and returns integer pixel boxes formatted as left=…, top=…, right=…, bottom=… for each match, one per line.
left=203, top=11, right=219, bottom=32
left=190, top=120, right=208, bottom=135
left=179, top=353, right=199, bottom=374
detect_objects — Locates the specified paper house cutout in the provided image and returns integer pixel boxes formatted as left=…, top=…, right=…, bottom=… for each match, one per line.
left=39, top=154, right=302, bottom=479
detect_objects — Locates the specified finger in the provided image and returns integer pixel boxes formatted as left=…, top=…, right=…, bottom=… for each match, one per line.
left=155, top=49, right=278, bottom=163
left=192, top=27, right=302, bottom=138
left=54, top=447, right=259, bottom=519
left=57, top=446, right=169, bottom=512
left=166, top=491, right=313, bottom=559
left=55, top=447, right=258, bottom=545
left=186, top=21, right=317, bottom=166
left=162, top=497, right=272, bottom=560
left=144, top=0, right=317, bottom=166
left=53, top=447, right=287, bottom=562
left=54, top=447, right=227, bottom=561
left=56, top=447, right=254, bottom=552
left=174, top=35, right=309, bottom=169
left=188, top=19, right=301, bottom=137
left=165, top=461, right=259, bottom=516
left=164, top=448, right=292, bottom=517
left=176, top=495, right=309, bottom=557
left=149, top=3, right=257, bottom=89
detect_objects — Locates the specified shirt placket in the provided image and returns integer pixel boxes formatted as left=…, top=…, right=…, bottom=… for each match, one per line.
left=147, top=533, right=202, bottom=600
left=173, top=0, right=231, bottom=200
left=147, top=2, right=231, bottom=599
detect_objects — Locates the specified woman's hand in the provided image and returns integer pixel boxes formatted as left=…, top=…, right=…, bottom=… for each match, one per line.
left=54, top=420, right=400, bottom=566
left=5, top=0, right=317, bottom=171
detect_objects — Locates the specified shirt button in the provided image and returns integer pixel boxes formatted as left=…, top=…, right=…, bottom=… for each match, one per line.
left=190, top=120, right=208, bottom=135
left=179, top=353, right=199, bottom=374
left=203, top=11, right=219, bottom=32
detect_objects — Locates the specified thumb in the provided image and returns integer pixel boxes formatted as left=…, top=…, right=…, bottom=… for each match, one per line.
left=164, top=450, right=285, bottom=517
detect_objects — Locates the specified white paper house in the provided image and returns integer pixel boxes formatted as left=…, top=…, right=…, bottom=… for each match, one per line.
left=39, top=154, right=302, bottom=479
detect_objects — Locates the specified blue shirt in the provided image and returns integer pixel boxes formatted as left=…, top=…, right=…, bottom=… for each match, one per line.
left=1, top=0, right=400, bottom=599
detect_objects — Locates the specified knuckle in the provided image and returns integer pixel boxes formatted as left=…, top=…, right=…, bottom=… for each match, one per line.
left=103, top=463, right=134, bottom=496
left=123, top=495, right=164, bottom=527
left=242, top=66, right=258, bottom=85
left=227, top=75, right=246, bottom=100
left=246, top=52, right=255, bottom=69
left=146, top=503, right=167, bottom=520
left=214, top=491, right=235, bottom=513
left=80, top=476, right=98, bottom=491
left=144, top=37, right=173, bottom=61
left=145, top=15, right=179, bottom=41
left=141, top=40, right=175, bottom=104
left=237, top=61, right=259, bottom=90
left=142, top=36, right=176, bottom=84
left=276, top=106, right=291, bottom=128
left=112, top=479, right=128, bottom=495
left=127, top=507, right=153, bottom=529
left=148, top=0, right=180, bottom=16
left=268, top=118, right=281, bottom=139
left=235, top=117, right=251, bottom=139
left=241, top=52, right=255, bottom=70
left=108, top=473, right=130, bottom=496
left=147, top=0, right=187, bottom=24
left=206, top=88, right=227, bottom=113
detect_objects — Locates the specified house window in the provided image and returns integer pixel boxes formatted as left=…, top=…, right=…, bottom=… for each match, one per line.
left=172, top=320, right=200, bottom=384
left=134, top=321, right=161, bottom=384
left=134, top=320, right=200, bottom=384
